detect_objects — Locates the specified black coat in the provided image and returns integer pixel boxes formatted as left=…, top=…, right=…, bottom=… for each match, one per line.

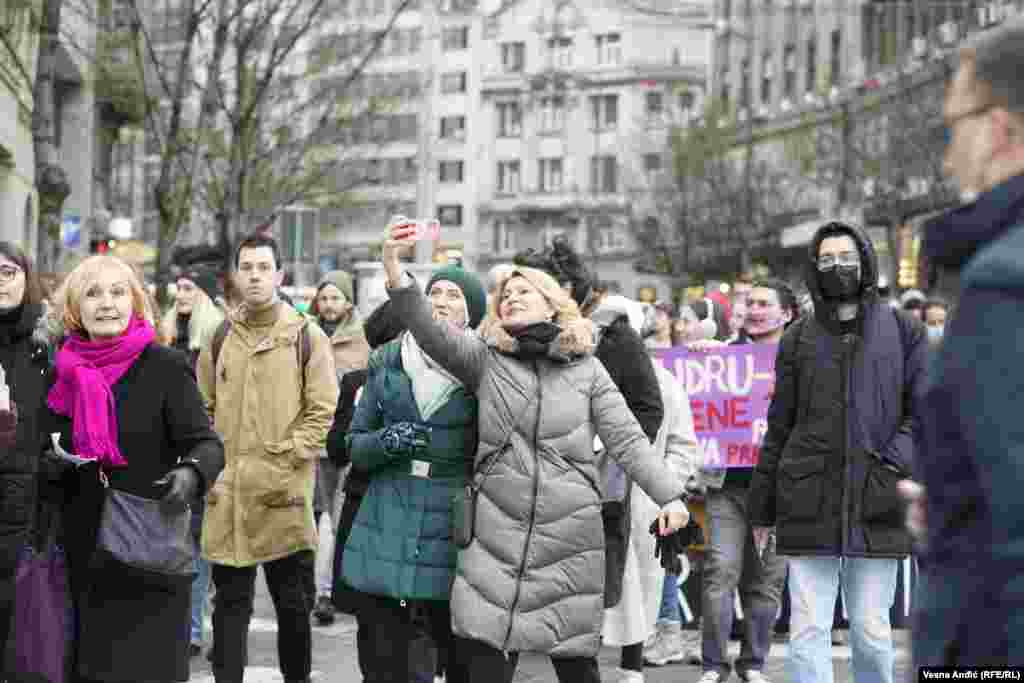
left=747, top=223, right=927, bottom=558
left=327, top=368, right=370, bottom=614
left=41, top=342, right=224, bottom=682
left=0, top=304, right=49, bottom=573
left=595, top=315, right=663, bottom=442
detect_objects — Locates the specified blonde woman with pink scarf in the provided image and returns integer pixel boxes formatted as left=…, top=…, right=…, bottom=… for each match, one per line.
left=39, top=255, right=223, bottom=683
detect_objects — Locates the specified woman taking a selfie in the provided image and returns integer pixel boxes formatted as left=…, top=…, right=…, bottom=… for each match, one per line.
left=41, top=255, right=223, bottom=683
left=382, top=218, right=690, bottom=683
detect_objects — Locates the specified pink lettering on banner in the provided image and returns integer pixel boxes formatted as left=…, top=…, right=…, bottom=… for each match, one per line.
left=657, top=344, right=778, bottom=469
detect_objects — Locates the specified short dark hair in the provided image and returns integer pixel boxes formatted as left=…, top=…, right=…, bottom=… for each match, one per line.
left=234, top=232, right=282, bottom=270
left=0, top=241, right=44, bottom=306
left=924, top=297, right=949, bottom=314
left=751, top=278, right=800, bottom=324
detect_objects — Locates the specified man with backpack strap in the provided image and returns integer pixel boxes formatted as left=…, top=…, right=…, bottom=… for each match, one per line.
left=747, top=222, right=927, bottom=683
left=197, top=233, right=339, bottom=683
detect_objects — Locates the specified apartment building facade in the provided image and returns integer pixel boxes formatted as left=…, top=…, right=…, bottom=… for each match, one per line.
left=472, top=0, right=712, bottom=300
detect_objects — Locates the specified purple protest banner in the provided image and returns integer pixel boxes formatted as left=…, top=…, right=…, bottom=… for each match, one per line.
left=655, top=343, right=778, bottom=468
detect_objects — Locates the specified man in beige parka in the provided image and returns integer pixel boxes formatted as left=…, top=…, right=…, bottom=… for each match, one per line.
left=198, top=233, right=339, bottom=683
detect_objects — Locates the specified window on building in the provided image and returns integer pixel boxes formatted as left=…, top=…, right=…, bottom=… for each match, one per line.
left=643, top=153, right=662, bottom=180
left=590, top=155, right=618, bottom=193
left=501, top=42, right=525, bottom=72
left=494, top=219, right=516, bottom=254
left=784, top=44, right=797, bottom=98
left=496, top=160, right=521, bottom=194
left=806, top=37, right=817, bottom=93
left=591, top=215, right=626, bottom=253
left=548, top=36, right=573, bottom=68
left=441, top=71, right=467, bottom=93
left=538, top=158, right=564, bottom=193
left=440, top=115, right=466, bottom=140
left=761, top=51, right=774, bottom=105
left=539, top=95, right=566, bottom=132
left=442, top=26, right=469, bottom=51
left=830, top=30, right=841, bottom=87
left=437, top=205, right=463, bottom=226
left=590, top=94, right=618, bottom=130
left=645, top=91, right=664, bottom=116
left=596, top=33, right=621, bottom=65
left=439, top=160, right=465, bottom=183
left=497, top=102, right=522, bottom=137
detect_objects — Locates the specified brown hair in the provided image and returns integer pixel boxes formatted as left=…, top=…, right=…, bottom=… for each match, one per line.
left=58, top=255, right=154, bottom=336
left=0, top=241, right=44, bottom=306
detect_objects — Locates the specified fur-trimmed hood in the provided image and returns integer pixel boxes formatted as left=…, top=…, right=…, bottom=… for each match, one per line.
left=481, top=315, right=597, bottom=361
left=33, top=300, right=65, bottom=350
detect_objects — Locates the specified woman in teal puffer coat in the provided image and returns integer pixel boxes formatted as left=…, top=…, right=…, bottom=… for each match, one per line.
left=342, top=265, right=486, bottom=683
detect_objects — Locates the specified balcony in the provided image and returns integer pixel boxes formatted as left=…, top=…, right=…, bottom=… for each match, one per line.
left=479, top=185, right=630, bottom=215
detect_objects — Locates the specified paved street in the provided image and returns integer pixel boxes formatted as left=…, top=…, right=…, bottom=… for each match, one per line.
left=187, top=571, right=911, bottom=682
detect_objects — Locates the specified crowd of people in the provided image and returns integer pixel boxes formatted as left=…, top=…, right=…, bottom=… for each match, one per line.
left=1, top=15, right=1023, bottom=683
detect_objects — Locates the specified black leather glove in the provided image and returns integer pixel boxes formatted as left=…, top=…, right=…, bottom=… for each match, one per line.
left=649, top=518, right=704, bottom=574
left=0, top=404, right=17, bottom=449
left=155, top=466, right=200, bottom=514
left=379, top=422, right=431, bottom=458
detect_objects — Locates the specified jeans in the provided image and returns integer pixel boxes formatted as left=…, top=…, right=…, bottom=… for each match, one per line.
left=454, top=636, right=600, bottom=683
left=210, top=550, right=315, bottom=683
left=658, top=571, right=682, bottom=623
left=787, top=556, right=898, bottom=683
left=191, top=554, right=212, bottom=644
left=702, top=487, right=787, bottom=677
left=314, top=459, right=343, bottom=596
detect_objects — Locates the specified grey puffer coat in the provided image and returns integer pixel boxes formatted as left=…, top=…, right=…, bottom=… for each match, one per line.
left=388, top=284, right=687, bottom=658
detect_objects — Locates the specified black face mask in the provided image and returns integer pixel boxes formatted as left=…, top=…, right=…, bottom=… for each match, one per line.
left=820, top=265, right=861, bottom=301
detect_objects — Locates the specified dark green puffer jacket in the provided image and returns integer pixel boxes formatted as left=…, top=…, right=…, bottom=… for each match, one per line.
left=341, top=338, right=477, bottom=602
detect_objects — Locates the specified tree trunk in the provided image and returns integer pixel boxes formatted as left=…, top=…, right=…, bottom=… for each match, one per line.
left=32, top=0, right=70, bottom=273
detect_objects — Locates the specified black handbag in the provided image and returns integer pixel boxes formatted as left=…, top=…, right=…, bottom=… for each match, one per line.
left=452, top=397, right=535, bottom=549
left=92, top=484, right=195, bottom=581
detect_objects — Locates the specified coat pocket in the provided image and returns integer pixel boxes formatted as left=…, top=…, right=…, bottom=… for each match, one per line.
left=243, top=454, right=309, bottom=559
left=861, top=453, right=906, bottom=524
left=776, top=457, right=826, bottom=522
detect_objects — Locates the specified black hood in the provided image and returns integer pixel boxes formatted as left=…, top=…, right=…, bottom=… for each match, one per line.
left=806, top=221, right=879, bottom=330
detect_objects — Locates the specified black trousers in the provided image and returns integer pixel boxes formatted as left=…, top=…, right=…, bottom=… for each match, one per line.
left=356, top=593, right=466, bottom=683
left=210, top=550, right=315, bottom=683
left=454, top=635, right=601, bottom=683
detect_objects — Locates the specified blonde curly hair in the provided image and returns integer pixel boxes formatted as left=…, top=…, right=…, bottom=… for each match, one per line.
left=483, top=266, right=596, bottom=356
left=57, top=255, right=155, bottom=337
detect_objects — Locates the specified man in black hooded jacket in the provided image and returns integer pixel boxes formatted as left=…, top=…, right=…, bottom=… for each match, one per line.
left=746, top=222, right=927, bottom=683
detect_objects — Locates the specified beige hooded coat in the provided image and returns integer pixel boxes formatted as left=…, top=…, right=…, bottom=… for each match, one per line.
left=197, top=302, right=339, bottom=566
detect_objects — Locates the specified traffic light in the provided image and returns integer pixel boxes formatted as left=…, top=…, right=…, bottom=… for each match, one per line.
left=90, top=236, right=115, bottom=254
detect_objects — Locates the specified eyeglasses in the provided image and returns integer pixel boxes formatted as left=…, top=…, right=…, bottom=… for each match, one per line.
left=817, top=252, right=860, bottom=271
left=0, top=265, right=23, bottom=283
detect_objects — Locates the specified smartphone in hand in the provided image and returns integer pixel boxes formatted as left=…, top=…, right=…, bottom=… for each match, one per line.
left=395, top=218, right=440, bottom=242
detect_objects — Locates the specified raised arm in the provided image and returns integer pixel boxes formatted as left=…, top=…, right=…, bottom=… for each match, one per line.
left=382, top=219, right=489, bottom=390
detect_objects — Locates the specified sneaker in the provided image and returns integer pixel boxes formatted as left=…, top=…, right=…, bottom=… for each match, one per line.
left=740, top=671, right=771, bottom=683
left=643, top=622, right=686, bottom=666
left=642, top=622, right=669, bottom=659
left=313, top=595, right=335, bottom=626
left=616, top=669, right=644, bottom=682
left=681, top=628, right=702, bottom=665
left=696, top=672, right=723, bottom=683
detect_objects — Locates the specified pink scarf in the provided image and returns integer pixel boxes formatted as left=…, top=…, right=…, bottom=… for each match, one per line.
left=47, top=316, right=156, bottom=468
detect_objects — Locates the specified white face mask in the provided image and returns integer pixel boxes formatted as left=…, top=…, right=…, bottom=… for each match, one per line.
left=927, top=325, right=944, bottom=343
